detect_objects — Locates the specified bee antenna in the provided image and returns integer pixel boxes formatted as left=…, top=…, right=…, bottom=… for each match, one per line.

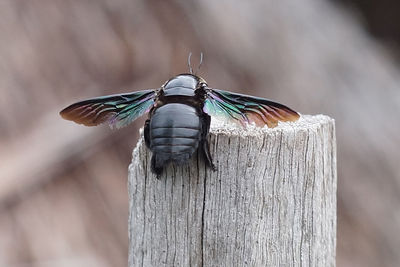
left=188, top=52, right=193, bottom=74
left=195, top=52, right=204, bottom=75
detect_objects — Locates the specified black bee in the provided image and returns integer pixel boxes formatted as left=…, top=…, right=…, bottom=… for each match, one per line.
left=60, top=58, right=299, bottom=175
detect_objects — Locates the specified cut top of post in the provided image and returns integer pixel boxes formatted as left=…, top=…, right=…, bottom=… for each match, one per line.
left=209, top=114, right=334, bottom=136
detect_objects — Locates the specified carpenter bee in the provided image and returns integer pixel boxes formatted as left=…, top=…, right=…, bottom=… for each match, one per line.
left=60, top=55, right=299, bottom=175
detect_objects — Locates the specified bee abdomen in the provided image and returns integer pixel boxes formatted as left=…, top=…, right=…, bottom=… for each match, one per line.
left=149, top=103, right=202, bottom=172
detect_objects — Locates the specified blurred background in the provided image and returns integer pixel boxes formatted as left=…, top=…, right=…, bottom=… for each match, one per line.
left=1, top=0, right=400, bottom=266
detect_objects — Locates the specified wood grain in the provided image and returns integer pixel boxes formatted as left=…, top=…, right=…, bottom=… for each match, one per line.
left=128, top=115, right=336, bottom=266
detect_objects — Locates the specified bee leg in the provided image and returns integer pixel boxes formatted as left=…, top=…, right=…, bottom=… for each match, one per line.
left=201, top=114, right=216, bottom=171
left=144, top=119, right=151, bottom=149
left=151, top=154, right=163, bottom=179
left=202, top=139, right=216, bottom=171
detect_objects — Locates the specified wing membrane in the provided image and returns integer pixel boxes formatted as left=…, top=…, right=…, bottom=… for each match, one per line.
left=204, top=89, right=299, bottom=128
left=60, top=89, right=156, bottom=129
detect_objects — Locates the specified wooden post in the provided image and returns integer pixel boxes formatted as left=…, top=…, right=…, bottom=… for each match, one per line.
left=128, top=115, right=336, bottom=267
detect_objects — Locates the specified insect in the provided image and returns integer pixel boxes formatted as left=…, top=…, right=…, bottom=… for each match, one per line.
left=60, top=56, right=299, bottom=176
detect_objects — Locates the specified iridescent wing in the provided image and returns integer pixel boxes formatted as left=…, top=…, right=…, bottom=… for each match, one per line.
left=60, top=89, right=157, bottom=129
left=203, top=89, right=299, bottom=128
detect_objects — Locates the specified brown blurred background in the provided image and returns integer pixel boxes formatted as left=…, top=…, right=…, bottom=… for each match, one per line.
left=1, top=0, right=400, bottom=266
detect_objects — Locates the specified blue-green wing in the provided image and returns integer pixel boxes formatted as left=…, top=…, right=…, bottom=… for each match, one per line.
left=60, top=89, right=156, bottom=129
left=204, top=89, right=299, bottom=128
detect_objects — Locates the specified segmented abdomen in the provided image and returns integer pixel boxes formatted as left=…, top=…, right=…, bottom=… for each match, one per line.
left=149, top=103, right=202, bottom=165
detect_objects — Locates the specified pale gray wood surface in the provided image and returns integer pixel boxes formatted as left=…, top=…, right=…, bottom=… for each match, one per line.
left=128, top=115, right=336, bottom=267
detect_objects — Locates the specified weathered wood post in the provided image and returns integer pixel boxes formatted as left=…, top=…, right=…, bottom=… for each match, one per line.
left=128, top=115, right=336, bottom=267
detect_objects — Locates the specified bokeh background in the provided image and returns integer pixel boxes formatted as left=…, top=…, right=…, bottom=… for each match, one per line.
left=1, top=0, right=400, bottom=266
